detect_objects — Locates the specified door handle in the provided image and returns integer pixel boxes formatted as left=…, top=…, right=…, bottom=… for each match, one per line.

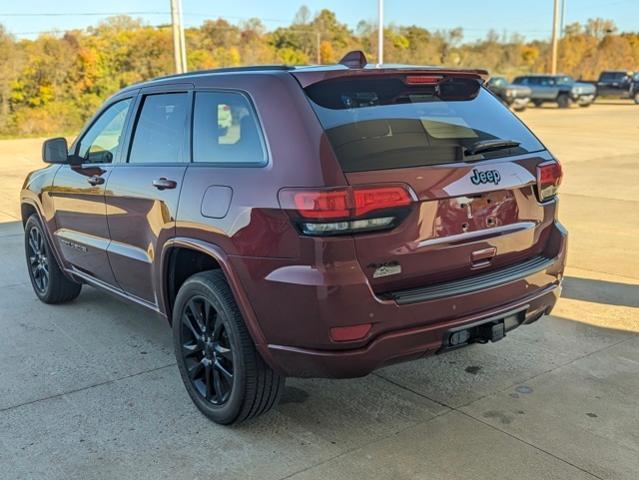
left=87, top=175, right=105, bottom=186
left=152, top=178, right=177, bottom=190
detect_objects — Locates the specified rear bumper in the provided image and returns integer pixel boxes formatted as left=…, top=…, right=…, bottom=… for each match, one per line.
left=230, top=221, right=567, bottom=378
left=266, top=282, right=561, bottom=378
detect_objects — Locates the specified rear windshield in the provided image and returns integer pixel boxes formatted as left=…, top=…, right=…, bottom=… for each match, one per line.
left=305, top=77, right=545, bottom=173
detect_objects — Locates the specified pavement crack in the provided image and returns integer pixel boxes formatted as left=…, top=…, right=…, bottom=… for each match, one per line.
left=276, top=410, right=457, bottom=480
left=0, top=363, right=176, bottom=414
left=456, top=410, right=605, bottom=480
left=372, top=370, right=608, bottom=480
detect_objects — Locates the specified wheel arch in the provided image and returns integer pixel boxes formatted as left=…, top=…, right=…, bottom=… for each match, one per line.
left=160, top=238, right=269, bottom=348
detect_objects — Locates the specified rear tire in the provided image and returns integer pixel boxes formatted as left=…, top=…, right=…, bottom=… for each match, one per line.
left=24, top=214, right=81, bottom=304
left=533, top=100, right=543, bottom=107
left=557, top=94, right=572, bottom=109
left=173, top=270, right=285, bottom=425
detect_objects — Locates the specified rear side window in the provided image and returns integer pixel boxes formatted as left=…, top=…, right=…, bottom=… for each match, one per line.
left=192, top=91, right=267, bottom=165
left=128, top=93, right=189, bottom=164
left=305, top=77, right=544, bottom=173
left=600, top=72, right=626, bottom=82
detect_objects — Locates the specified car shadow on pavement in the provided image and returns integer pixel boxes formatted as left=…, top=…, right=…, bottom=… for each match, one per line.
left=562, top=276, right=639, bottom=308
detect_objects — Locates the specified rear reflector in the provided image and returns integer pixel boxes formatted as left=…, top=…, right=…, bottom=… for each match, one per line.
left=536, top=161, right=562, bottom=201
left=330, top=323, right=372, bottom=342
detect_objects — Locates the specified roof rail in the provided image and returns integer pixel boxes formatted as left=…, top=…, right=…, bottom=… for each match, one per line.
left=339, top=51, right=368, bottom=69
left=152, top=64, right=292, bottom=82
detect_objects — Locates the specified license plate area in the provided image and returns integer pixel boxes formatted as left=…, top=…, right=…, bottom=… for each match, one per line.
left=438, top=308, right=526, bottom=353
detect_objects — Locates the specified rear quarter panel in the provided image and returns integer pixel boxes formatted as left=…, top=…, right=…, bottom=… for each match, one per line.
left=174, top=72, right=347, bottom=259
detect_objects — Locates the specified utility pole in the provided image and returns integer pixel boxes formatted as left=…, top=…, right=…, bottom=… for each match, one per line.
left=177, top=0, right=187, bottom=72
left=560, top=0, right=567, bottom=38
left=170, top=0, right=187, bottom=74
left=550, top=0, right=560, bottom=74
left=377, top=0, right=384, bottom=66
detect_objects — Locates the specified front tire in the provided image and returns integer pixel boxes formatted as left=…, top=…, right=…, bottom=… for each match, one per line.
left=173, top=270, right=284, bottom=425
left=24, top=214, right=81, bottom=304
left=557, top=93, right=572, bottom=109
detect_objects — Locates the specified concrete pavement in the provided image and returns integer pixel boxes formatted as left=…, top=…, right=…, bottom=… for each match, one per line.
left=0, top=102, right=638, bottom=479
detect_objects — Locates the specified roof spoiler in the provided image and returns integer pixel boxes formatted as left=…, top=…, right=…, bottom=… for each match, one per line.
left=339, top=50, right=368, bottom=69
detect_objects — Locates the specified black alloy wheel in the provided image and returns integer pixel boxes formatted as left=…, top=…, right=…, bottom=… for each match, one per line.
left=180, top=296, right=235, bottom=405
left=173, top=270, right=284, bottom=425
left=23, top=214, right=82, bottom=304
left=27, top=225, right=49, bottom=294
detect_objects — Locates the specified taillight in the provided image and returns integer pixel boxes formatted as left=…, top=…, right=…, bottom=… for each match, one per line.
left=293, top=190, right=349, bottom=219
left=536, top=161, right=563, bottom=201
left=279, top=185, right=414, bottom=236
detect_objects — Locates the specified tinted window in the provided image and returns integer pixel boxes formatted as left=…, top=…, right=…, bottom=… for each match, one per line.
left=78, top=99, right=132, bottom=164
left=192, top=91, right=267, bottom=165
left=600, top=72, right=626, bottom=82
left=129, top=93, right=188, bottom=164
left=305, top=77, right=544, bottom=173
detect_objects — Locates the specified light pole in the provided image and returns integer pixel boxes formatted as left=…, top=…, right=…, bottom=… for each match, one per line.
left=170, top=0, right=187, bottom=73
left=377, top=0, right=384, bottom=66
left=550, top=0, right=559, bottom=74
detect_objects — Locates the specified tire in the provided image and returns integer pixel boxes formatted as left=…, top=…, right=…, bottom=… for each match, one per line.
left=634, top=92, right=639, bottom=105
left=512, top=101, right=528, bottom=112
left=533, top=100, right=543, bottom=107
left=24, top=214, right=81, bottom=304
left=173, top=270, right=285, bottom=425
left=557, top=93, right=572, bottom=109
left=579, top=101, right=592, bottom=108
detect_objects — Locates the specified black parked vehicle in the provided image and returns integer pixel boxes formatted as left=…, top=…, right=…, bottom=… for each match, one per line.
left=595, top=71, right=639, bottom=104
left=513, top=75, right=596, bottom=108
left=486, top=76, right=532, bottom=111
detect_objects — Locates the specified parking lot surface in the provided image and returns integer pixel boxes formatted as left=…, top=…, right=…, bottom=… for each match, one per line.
left=1, top=102, right=638, bottom=479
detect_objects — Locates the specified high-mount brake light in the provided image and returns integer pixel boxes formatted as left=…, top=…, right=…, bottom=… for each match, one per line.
left=536, top=161, right=563, bottom=202
left=405, top=75, right=443, bottom=85
left=279, top=186, right=414, bottom=236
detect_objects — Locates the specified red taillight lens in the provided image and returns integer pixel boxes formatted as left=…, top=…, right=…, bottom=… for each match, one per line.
left=279, top=185, right=414, bottom=235
left=536, top=161, right=563, bottom=201
left=293, top=190, right=349, bottom=219
left=354, top=186, right=412, bottom=217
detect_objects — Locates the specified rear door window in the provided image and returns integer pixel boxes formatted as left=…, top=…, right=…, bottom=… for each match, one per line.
left=128, top=93, right=189, bottom=164
left=305, top=77, right=544, bottom=173
left=192, top=91, right=267, bottom=165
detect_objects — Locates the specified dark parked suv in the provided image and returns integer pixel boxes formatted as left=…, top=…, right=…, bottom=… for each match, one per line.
left=21, top=52, right=567, bottom=424
left=595, top=70, right=639, bottom=103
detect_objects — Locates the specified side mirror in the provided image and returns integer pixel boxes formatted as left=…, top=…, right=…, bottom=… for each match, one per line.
left=42, top=137, right=69, bottom=164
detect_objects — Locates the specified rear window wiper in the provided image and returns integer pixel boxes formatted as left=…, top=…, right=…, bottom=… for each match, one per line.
left=465, top=139, right=521, bottom=157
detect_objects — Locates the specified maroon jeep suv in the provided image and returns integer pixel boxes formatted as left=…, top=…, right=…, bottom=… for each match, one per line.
left=21, top=52, right=567, bottom=424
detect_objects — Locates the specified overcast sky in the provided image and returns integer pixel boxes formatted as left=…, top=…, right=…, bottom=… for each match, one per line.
left=1, top=0, right=636, bottom=42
